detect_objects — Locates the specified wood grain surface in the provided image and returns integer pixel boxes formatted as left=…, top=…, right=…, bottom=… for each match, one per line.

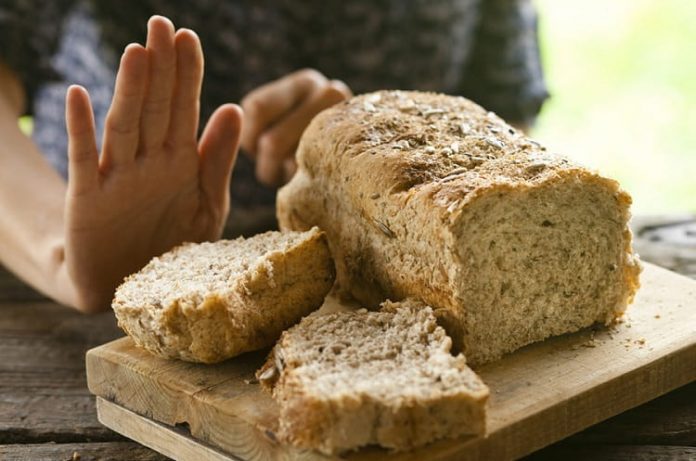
left=97, top=399, right=241, bottom=461
left=2, top=215, right=695, bottom=460
left=0, top=442, right=169, bottom=461
left=86, top=262, right=696, bottom=461
left=0, top=298, right=163, bottom=459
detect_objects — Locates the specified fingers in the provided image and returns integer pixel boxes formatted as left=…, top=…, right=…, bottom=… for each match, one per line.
left=168, top=28, right=204, bottom=146
left=255, top=81, right=350, bottom=186
left=66, top=85, right=99, bottom=195
left=240, top=69, right=328, bottom=156
left=140, top=16, right=176, bottom=150
left=199, top=104, right=243, bottom=208
left=101, top=44, right=148, bottom=169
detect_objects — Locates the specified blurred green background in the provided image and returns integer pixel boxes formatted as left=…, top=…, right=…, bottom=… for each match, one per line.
left=533, top=0, right=695, bottom=214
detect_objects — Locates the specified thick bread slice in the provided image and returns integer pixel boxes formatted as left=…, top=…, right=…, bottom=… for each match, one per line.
left=256, top=300, right=489, bottom=455
left=277, top=90, right=641, bottom=365
left=112, top=228, right=335, bottom=363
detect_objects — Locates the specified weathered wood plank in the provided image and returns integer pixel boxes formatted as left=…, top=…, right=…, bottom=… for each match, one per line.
left=526, top=444, right=696, bottom=461
left=631, top=215, right=696, bottom=279
left=99, top=398, right=696, bottom=461
left=97, top=399, right=239, bottom=461
left=559, top=381, right=696, bottom=446
left=88, top=263, right=696, bottom=461
left=0, top=301, right=120, bottom=338
left=0, top=441, right=170, bottom=461
left=0, top=301, right=123, bottom=443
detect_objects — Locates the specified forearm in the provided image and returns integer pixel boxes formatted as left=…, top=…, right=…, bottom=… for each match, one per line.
left=0, top=66, right=78, bottom=308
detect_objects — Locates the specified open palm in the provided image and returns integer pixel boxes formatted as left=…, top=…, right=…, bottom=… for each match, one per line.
left=64, top=16, right=242, bottom=312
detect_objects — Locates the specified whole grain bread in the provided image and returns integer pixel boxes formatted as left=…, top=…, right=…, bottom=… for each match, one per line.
left=112, top=228, right=335, bottom=363
left=257, top=299, right=489, bottom=455
left=277, top=90, right=641, bottom=365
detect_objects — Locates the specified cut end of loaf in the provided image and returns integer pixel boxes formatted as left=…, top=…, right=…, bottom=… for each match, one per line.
left=258, top=300, right=489, bottom=455
left=451, top=170, right=641, bottom=364
left=112, top=228, right=335, bottom=363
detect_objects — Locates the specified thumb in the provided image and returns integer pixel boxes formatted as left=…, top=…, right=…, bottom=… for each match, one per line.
left=199, top=104, right=243, bottom=208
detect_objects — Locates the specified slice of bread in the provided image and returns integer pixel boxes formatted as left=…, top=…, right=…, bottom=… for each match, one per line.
left=112, top=228, right=335, bottom=363
left=257, top=300, right=489, bottom=455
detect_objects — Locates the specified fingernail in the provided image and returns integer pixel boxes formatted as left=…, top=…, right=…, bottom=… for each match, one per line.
left=124, top=43, right=141, bottom=54
left=148, top=15, right=174, bottom=31
left=67, top=84, right=84, bottom=93
left=178, top=28, right=199, bottom=39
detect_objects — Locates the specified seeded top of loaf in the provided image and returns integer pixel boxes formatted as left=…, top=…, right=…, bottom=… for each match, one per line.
left=271, top=301, right=488, bottom=401
left=304, top=91, right=604, bottom=211
left=115, top=229, right=320, bottom=310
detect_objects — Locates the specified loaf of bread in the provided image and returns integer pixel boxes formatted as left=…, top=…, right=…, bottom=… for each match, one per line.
left=257, top=300, right=489, bottom=454
left=112, top=228, right=335, bottom=363
left=278, top=91, right=641, bottom=365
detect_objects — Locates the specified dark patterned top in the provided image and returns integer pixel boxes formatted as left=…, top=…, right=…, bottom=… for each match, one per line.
left=0, top=0, right=548, bottom=233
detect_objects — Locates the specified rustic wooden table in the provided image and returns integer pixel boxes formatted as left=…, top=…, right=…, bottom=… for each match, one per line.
left=1, top=216, right=694, bottom=461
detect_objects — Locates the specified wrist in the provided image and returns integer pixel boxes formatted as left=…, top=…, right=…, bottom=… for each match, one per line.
left=42, top=239, right=109, bottom=313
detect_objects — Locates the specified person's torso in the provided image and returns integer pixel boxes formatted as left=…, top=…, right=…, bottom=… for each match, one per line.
left=32, top=0, right=481, bottom=212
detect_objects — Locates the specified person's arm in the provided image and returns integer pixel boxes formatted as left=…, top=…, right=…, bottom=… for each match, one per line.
left=0, top=59, right=78, bottom=306
left=0, top=16, right=243, bottom=313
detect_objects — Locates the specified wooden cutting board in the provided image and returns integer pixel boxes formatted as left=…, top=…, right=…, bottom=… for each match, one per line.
left=86, top=262, right=696, bottom=461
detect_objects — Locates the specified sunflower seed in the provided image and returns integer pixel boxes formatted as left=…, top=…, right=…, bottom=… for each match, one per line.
left=375, top=219, right=395, bottom=238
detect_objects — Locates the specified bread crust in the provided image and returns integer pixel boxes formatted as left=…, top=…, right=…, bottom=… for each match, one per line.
left=278, top=91, right=641, bottom=364
left=112, top=228, right=336, bottom=363
left=257, top=301, right=489, bottom=454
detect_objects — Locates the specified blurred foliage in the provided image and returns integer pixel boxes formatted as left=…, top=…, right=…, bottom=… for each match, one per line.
left=18, top=116, right=32, bottom=136
left=533, top=0, right=696, bottom=213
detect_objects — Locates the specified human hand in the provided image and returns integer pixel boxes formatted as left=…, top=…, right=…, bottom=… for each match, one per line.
left=240, top=69, right=351, bottom=187
left=64, top=16, right=242, bottom=312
